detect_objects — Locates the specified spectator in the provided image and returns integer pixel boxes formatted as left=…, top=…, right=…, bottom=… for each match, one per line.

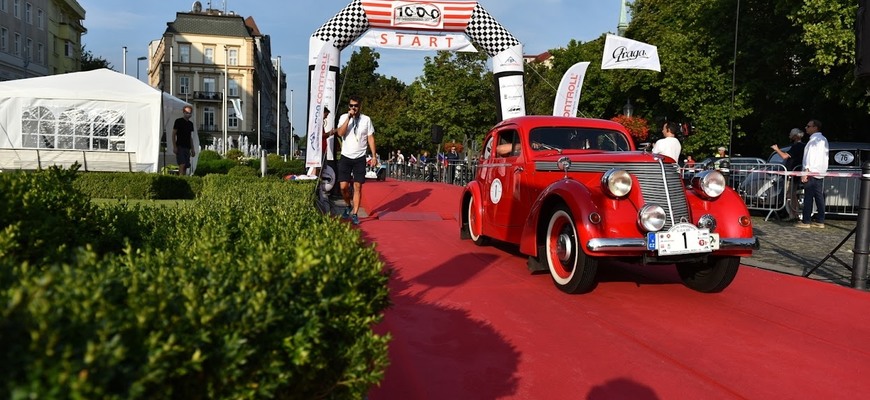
left=797, top=119, right=829, bottom=228
left=652, top=121, right=681, bottom=162
left=172, top=105, right=196, bottom=176
left=771, top=128, right=806, bottom=220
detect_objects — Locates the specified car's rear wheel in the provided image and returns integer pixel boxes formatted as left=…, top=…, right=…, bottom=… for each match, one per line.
left=675, top=256, right=739, bottom=293
left=467, top=195, right=488, bottom=246
left=545, top=206, right=597, bottom=294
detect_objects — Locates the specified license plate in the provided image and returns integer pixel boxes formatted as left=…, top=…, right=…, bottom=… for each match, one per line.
left=647, top=223, right=720, bottom=256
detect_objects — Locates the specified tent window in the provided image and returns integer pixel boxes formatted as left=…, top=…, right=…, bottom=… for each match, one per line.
left=21, top=106, right=54, bottom=149
left=94, top=111, right=126, bottom=151
left=20, top=106, right=128, bottom=152
left=59, top=109, right=88, bottom=150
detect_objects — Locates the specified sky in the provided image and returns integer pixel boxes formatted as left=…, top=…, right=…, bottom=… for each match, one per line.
left=78, top=0, right=625, bottom=128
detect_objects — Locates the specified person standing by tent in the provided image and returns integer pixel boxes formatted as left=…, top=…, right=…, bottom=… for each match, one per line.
left=172, top=105, right=195, bottom=176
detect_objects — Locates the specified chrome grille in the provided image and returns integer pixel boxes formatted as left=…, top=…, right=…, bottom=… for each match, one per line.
left=536, top=161, right=690, bottom=230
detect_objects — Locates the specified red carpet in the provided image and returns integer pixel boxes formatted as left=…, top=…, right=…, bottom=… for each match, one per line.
left=357, top=180, right=870, bottom=399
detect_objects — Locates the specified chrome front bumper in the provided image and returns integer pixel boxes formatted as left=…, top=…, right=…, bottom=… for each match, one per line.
left=586, top=237, right=758, bottom=253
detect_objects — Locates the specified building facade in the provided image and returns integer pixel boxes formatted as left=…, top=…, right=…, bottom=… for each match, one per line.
left=148, top=4, right=289, bottom=153
left=0, top=0, right=84, bottom=81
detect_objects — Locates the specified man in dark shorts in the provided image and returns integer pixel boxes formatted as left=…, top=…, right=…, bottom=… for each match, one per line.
left=172, top=105, right=195, bottom=175
left=336, top=96, right=376, bottom=225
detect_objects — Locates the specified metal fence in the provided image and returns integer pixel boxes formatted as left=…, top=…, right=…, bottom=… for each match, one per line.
left=384, top=160, right=479, bottom=186
left=384, top=159, right=862, bottom=218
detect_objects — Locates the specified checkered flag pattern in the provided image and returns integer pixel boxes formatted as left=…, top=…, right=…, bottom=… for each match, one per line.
left=312, top=0, right=370, bottom=50
left=465, top=4, right=521, bottom=57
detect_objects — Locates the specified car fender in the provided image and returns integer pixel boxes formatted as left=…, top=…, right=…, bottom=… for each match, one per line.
left=686, top=187, right=754, bottom=239
left=461, top=181, right=484, bottom=236
left=519, top=179, right=603, bottom=257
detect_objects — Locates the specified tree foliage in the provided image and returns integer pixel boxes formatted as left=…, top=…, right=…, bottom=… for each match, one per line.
left=324, top=0, right=867, bottom=161
left=80, top=45, right=113, bottom=71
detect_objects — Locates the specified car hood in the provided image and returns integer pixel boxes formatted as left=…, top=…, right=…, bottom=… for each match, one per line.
left=533, top=150, right=671, bottom=165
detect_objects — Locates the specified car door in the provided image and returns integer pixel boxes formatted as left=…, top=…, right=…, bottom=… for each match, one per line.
left=485, top=128, right=525, bottom=232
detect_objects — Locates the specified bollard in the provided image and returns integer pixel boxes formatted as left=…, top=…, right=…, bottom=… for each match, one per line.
left=260, top=150, right=267, bottom=178
left=851, top=161, right=870, bottom=289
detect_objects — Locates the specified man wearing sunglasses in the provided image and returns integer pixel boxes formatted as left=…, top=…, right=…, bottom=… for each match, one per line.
left=172, top=105, right=196, bottom=176
left=336, top=95, right=377, bottom=225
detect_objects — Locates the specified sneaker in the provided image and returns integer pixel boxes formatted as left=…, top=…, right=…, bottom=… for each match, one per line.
left=796, top=222, right=813, bottom=228
left=341, top=206, right=351, bottom=219
left=812, top=222, right=825, bottom=229
left=351, top=214, right=360, bottom=225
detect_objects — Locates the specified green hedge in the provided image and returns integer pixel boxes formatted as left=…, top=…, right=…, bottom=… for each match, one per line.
left=74, top=172, right=199, bottom=200
left=0, top=169, right=390, bottom=399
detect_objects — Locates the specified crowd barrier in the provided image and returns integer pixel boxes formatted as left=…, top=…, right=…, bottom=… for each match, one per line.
left=384, top=160, right=479, bottom=186
left=383, top=159, right=863, bottom=218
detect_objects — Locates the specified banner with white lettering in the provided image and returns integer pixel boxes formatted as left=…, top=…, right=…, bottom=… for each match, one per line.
left=306, top=41, right=337, bottom=169
left=354, top=29, right=477, bottom=52
left=601, top=34, right=661, bottom=72
left=553, top=62, right=590, bottom=117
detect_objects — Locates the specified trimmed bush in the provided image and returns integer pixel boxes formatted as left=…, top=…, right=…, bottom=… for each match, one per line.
left=74, top=173, right=198, bottom=200
left=197, top=149, right=222, bottom=162
left=0, top=172, right=391, bottom=398
left=194, top=159, right=237, bottom=176
left=227, top=165, right=259, bottom=177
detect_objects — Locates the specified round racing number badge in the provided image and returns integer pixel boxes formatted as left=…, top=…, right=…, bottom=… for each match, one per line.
left=490, top=178, right=503, bottom=204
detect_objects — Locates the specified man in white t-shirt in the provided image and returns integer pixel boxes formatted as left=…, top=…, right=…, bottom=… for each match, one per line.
left=336, top=95, right=377, bottom=225
left=395, top=150, right=405, bottom=178
left=652, top=121, right=681, bottom=162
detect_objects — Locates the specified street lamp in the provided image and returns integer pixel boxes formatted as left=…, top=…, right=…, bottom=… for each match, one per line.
left=136, top=56, right=147, bottom=81
left=623, top=99, right=634, bottom=117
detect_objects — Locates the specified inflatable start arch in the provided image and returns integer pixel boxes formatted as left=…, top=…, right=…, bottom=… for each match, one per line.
left=306, top=0, right=525, bottom=168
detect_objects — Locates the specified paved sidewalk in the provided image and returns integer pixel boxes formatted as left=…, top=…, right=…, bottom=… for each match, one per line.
left=745, top=215, right=866, bottom=287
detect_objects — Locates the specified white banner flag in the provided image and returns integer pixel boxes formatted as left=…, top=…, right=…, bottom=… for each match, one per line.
left=601, top=34, right=661, bottom=72
left=306, top=44, right=333, bottom=169
left=553, top=61, right=590, bottom=117
left=230, top=98, right=244, bottom=121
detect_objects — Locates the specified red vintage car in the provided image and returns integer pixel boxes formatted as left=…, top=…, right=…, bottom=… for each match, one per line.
left=460, top=116, right=757, bottom=294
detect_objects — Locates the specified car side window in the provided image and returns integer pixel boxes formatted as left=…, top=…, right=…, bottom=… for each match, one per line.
left=483, top=136, right=494, bottom=160
left=496, top=129, right=521, bottom=157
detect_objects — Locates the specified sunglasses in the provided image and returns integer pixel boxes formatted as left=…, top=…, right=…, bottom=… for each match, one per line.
left=349, top=103, right=360, bottom=108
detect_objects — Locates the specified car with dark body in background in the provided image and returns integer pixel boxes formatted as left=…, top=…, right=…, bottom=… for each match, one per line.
left=459, top=116, right=757, bottom=294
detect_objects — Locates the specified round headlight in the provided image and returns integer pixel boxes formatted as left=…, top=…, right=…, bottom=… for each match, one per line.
left=557, top=156, right=572, bottom=172
left=692, top=170, right=726, bottom=199
left=639, top=204, right=666, bottom=232
left=601, top=168, right=632, bottom=198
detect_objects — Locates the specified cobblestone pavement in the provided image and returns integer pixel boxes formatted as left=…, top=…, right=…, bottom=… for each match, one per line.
left=745, top=213, right=866, bottom=287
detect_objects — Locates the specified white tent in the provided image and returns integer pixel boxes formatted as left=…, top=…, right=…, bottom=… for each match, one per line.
left=0, top=68, right=197, bottom=173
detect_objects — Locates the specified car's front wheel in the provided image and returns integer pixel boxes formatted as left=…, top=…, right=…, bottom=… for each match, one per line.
left=675, top=256, right=739, bottom=293
left=467, top=195, right=488, bottom=246
left=545, top=206, right=597, bottom=294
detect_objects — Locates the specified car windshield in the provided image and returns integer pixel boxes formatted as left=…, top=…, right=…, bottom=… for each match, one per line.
left=529, top=127, right=630, bottom=152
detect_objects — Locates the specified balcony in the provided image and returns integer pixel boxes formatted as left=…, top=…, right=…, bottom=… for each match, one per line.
left=199, top=125, right=222, bottom=133
left=193, top=91, right=223, bottom=102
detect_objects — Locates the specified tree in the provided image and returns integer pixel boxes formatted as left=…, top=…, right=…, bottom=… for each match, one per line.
left=80, top=45, right=113, bottom=71
left=402, top=51, right=498, bottom=153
